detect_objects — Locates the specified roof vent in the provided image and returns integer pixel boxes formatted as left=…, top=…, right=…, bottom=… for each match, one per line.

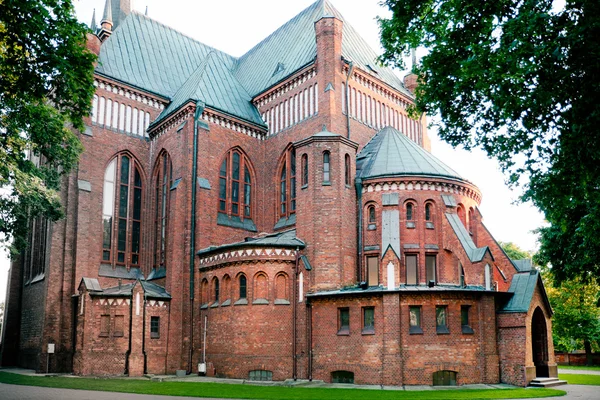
left=366, top=64, right=378, bottom=74
left=272, top=62, right=285, bottom=77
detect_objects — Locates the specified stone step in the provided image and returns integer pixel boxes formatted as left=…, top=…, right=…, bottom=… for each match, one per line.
left=529, top=377, right=568, bottom=387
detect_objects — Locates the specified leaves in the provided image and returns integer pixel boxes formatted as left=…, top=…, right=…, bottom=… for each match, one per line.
left=379, top=0, right=600, bottom=283
left=0, top=0, right=95, bottom=253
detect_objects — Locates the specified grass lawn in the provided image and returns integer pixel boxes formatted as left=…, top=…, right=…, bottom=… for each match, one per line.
left=0, top=372, right=566, bottom=399
left=559, top=365, right=600, bottom=371
left=559, top=373, right=600, bottom=385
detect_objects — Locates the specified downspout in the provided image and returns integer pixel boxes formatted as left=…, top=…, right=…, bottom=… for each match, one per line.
left=307, top=299, right=313, bottom=381
left=142, top=290, right=147, bottom=374
left=345, top=61, right=354, bottom=139
left=355, top=176, right=363, bottom=282
left=188, top=101, right=204, bottom=374
left=292, top=248, right=299, bottom=380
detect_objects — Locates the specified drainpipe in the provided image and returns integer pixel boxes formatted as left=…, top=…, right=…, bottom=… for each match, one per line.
left=355, top=176, right=363, bottom=282
left=345, top=61, right=354, bottom=139
left=292, top=248, right=299, bottom=380
left=188, top=101, right=204, bottom=374
left=307, top=299, right=313, bottom=381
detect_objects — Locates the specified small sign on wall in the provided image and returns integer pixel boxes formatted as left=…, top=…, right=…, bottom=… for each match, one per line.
left=47, top=343, right=55, bottom=354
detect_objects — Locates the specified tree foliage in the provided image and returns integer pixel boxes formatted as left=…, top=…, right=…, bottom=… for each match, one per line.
left=498, top=241, right=532, bottom=260
left=379, top=0, right=600, bottom=283
left=0, top=0, right=95, bottom=252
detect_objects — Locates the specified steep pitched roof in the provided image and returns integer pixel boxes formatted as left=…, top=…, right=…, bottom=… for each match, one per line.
left=499, top=270, right=552, bottom=314
left=445, top=213, right=491, bottom=263
left=197, top=229, right=305, bottom=256
left=356, top=126, right=463, bottom=181
left=235, top=0, right=410, bottom=97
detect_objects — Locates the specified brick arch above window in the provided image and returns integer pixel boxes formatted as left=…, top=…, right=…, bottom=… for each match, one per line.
left=102, top=152, right=146, bottom=268
left=275, top=272, right=289, bottom=302
left=152, top=150, right=172, bottom=269
left=218, top=147, right=255, bottom=220
left=253, top=272, right=269, bottom=303
left=201, top=278, right=209, bottom=305
left=222, top=274, right=231, bottom=302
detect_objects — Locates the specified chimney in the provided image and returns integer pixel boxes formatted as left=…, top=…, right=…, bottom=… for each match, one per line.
left=98, top=0, right=113, bottom=42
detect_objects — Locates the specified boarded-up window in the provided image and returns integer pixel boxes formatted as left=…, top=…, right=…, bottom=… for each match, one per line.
left=367, top=256, right=378, bottom=286
left=406, top=255, right=417, bottom=285
left=275, top=274, right=287, bottom=300
left=100, top=315, right=110, bottom=337
left=254, top=274, right=268, bottom=300
left=114, top=315, right=124, bottom=337
left=222, top=275, right=231, bottom=301
left=201, top=279, right=209, bottom=305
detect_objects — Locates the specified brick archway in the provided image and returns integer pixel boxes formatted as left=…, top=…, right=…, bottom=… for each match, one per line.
left=532, top=307, right=549, bottom=377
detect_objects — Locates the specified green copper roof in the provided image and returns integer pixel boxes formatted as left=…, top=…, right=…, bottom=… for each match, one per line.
left=356, top=126, right=463, bottom=181
left=445, top=213, right=490, bottom=263
left=499, top=270, right=552, bottom=314
left=235, top=0, right=410, bottom=97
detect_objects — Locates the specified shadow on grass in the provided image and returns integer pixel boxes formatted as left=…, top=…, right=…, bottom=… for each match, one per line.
left=0, top=372, right=566, bottom=400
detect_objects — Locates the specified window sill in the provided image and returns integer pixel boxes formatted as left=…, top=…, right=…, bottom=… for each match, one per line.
left=210, top=302, right=219, bottom=308
left=150, top=334, right=160, bottom=339
left=322, top=181, right=331, bottom=186
left=426, top=222, right=435, bottom=229
left=337, top=329, right=350, bottom=336
left=345, top=184, right=352, bottom=189
left=361, top=328, right=375, bottom=335
left=301, top=184, right=308, bottom=190
left=99, top=333, right=109, bottom=338
left=200, top=303, right=209, bottom=309
left=30, top=274, right=45, bottom=285
left=461, top=325, right=474, bottom=334
left=221, top=299, right=231, bottom=307
left=406, top=222, right=415, bottom=229
left=436, top=326, right=450, bottom=334
left=113, top=333, right=124, bottom=338
left=367, top=224, right=376, bottom=231
left=217, top=213, right=257, bottom=232
left=274, top=214, right=296, bottom=230
left=253, top=298, right=269, bottom=305
left=234, top=298, right=248, bottom=305
left=409, top=327, right=423, bottom=335
left=275, top=299, right=290, bottom=305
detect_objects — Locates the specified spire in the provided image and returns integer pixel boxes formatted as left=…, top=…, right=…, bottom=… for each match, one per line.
left=100, top=0, right=113, bottom=29
left=145, top=6, right=148, bottom=16
left=110, top=0, right=132, bottom=30
left=90, top=8, right=98, bottom=32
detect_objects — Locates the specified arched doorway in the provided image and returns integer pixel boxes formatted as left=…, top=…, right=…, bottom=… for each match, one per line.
left=532, top=307, right=549, bottom=377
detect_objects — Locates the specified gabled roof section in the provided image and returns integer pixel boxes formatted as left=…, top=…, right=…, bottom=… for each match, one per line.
left=80, top=277, right=102, bottom=292
left=445, top=213, right=491, bottom=263
left=96, top=12, right=237, bottom=99
left=500, top=270, right=552, bottom=314
left=235, top=0, right=411, bottom=97
left=154, top=52, right=264, bottom=126
left=356, top=126, right=464, bottom=181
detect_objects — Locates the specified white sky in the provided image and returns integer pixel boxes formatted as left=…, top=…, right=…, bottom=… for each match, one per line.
left=0, top=0, right=546, bottom=302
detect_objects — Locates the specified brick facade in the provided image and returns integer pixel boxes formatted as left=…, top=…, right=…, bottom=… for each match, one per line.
left=0, top=0, right=555, bottom=387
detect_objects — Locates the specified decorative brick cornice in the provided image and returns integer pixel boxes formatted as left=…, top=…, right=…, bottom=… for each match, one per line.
left=253, top=65, right=317, bottom=107
left=362, top=177, right=482, bottom=205
left=94, top=75, right=167, bottom=111
left=199, top=247, right=296, bottom=270
left=201, top=109, right=267, bottom=140
left=343, top=65, right=414, bottom=111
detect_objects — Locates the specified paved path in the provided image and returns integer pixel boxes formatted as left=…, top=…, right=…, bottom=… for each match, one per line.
left=559, top=368, right=600, bottom=375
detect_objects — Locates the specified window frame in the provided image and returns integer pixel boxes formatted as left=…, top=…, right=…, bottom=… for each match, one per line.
left=406, top=254, right=418, bottom=285
left=409, top=306, right=423, bottom=334
left=278, top=146, right=297, bottom=219
left=366, top=256, right=379, bottom=287
left=436, top=306, right=449, bottom=334
left=362, top=306, right=375, bottom=335
left=323, top=151, right=331, bottom=184
left=461, top=305, right=474, bottom=334
left=426, top=254, right=437, bottom=285
left=344, top=153, right=351, bottom=186
left=153, top=151, right=172, bottom=269
left=150, top=316, right=160, bottom=339
left=301, top=153, right=308, bottom=187
left=338, top=307, right=350, bottom=335
left=218, top=148, right=254, bottom=220
left=239, top=274, right=247, bottom=300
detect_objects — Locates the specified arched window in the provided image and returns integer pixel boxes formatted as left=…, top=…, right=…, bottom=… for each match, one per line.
left=406, top=202, right=414, bottom=220
left=301, top=154, right=308, bottom=187
left=457, top=204, right=466, bottom=227
left=425, top=203, right=432, bottom=221
left=278, top=146, right=296, bottom=218
left=201, top=279, right=209, bottom=305
left=323, top=151, right=330, bottom=183
left=219, top=148, right=253, bottom=219
left=213, top=277, right=220, bottom=303
left=485, top=264, right=492, bottom=290
left=222, top=275, right=231, bottom=302
left=468, top=207, right=475, bottom=234
left=239, top=274, right=247, bottom=299
left=153, top=151, right=172, bottom=268
left=344, top=154, right=351, bottom=186
left=254, top=273, right=268, bottom=301
left=275, top=273, right=288, bottom=301
left=102, top=154, right=143, bottom=266
left=368, top=205, right=376, bottom=223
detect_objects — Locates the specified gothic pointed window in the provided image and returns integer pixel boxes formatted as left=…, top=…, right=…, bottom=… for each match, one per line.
left=102, top=153, right=144, bottom=267
left=278, top=146, right=296, bottom=219
left=218, top=149, right=253, bottom=219
left=301, top=154, right=308, bottom=187
left=153, top=152, right=172, bottom=268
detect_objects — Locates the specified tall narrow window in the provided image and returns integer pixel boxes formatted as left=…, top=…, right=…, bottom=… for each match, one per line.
left=436, top=306, right=449, bottom=334
left=278, top=147, right=296, bottom=220
left=345, top=154, right=351, bottom=186
left=459, top=263, right=466, bottom=287
left=338, top=308, right=350, bottom=335
left=102, top=154, right=144, bottom=267
left=426, top=255, right=436, bottom=284
left=218, top=149, right=253, bottom=219
left=406, top=255, right=418, bottom=285
left=406, top=203, right=413, bottom=220
left=214, top=278, right=220, bottom=303
left=323, top=151, right=330, bottom=183
left=425, top=203, right=432, bottom=221
left=468, top=208, right=475, bottom=234
left=367, top=256, right=379, bottom=286
left=301, top=154, right=308, bottom=187
left=409, top=306, right=422, bottom=334
left=153, top=152, right=172, bottom=268
left=368, top=205, right=376, bottom=224
left=485, top=264, right=492, bottom=290
left=150, top=316, right=160, bottom=339
left=362, top=307, right=375, bottom=334
left=239, top=275, right=247, bottom=299
left=461, top=305, right=474, bottom=333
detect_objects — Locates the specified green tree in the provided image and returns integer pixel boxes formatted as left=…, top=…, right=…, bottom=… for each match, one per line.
left=378, top=0, right=600, bottom=283
left=0, top=0, right=95, bottom=252
left=498, top=241, right=532, bottom=261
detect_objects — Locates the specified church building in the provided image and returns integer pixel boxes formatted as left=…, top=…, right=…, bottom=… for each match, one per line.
left=1, top=0, right=558, bottom=387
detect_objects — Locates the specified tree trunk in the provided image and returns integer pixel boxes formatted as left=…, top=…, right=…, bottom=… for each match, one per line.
left=584, top=339, right=593, bottom=366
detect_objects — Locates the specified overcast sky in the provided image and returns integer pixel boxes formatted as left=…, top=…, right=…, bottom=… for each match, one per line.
left=0, top=0, right=545, bottom=302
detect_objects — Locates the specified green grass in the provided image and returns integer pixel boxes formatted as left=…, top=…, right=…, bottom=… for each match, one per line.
left=559, top=365, right=600, bottom=371
left=559, top=373, right=600, bottom=385
left=0, top=372, right=566, bottom=399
